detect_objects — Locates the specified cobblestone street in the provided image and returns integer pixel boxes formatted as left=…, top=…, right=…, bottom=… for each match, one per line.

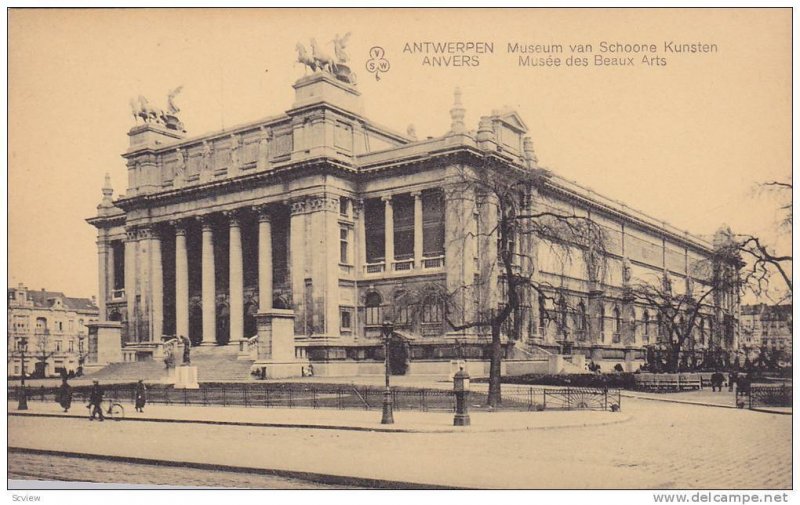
left=8, top=397, right=791, bottom=489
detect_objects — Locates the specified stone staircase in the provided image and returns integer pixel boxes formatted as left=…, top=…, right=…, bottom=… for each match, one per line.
left=87, top=345, right=256, bottom=383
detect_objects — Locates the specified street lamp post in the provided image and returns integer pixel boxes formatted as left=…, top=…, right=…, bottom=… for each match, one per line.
left=381, top=320, right=394, bottom=425
left=17, top=337, right=28, bottom=410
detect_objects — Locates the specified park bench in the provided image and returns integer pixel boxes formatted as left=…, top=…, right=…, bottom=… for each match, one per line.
left=634, top=373, right=703, bottom=391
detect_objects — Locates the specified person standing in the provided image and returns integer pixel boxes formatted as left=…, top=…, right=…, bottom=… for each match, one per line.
left=58, top=378, right=73, bottom=413
left=134, top=380, right=147, bottom=413
left=88, top=380, right=105, bottom=421
left=728, top=370, right=739, bottom=393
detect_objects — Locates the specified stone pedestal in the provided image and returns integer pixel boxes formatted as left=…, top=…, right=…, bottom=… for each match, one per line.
left=548, top=355, right=565, bottom=374
left=571, top=354, right=586, bottom=371
left=624, top=347, right=637, bottom=373
left=173, top=365, right=199, bottom=389
left=254, top=309, right=307, bottom=379
left=86, top=322, right=123, bottom=366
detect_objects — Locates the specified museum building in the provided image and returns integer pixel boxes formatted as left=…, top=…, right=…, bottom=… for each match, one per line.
left=87, top=65, right=740, bottom=377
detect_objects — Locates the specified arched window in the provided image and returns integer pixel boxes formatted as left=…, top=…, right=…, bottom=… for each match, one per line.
left=576, top=301, right=587, bottom=340
left=538, top=296, right=547, bottom=332
left=421, top=296, right=442, bottom=324
left=656, top=313, right=663, bottom=340
left=612, top=307, right=621, bottom=343
left=642, top=311, right=650, bottom=342
left=557, top=296, right=568, bottom=337
left=365, top=292, right=383, bottom=326
left=393, top=290, right=410, bottom=326
left=599, top=305, right=606, bottom=342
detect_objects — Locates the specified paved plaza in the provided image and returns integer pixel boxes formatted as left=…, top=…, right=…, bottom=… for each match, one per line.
left=8, top=395, right=791, bottom=489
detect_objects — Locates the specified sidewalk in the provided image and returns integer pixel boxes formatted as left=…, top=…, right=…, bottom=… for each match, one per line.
left=620, top=389, right=793, bottom=415
left=8, top=400, right=630, bottom=433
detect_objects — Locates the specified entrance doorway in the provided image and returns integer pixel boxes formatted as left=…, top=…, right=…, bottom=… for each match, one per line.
left=216, top=304, right=230, bottom=345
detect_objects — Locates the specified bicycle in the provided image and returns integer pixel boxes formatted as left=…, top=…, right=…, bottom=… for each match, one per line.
left=87, top=399, right=125, bottom=421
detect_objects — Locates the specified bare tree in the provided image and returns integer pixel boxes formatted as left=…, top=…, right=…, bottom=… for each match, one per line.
left=32, top=332, right=57, bottom=378
left=400, top=163, right=607, bottom=407
left=736, top=180, right=792, bottom=298
left=630, top=243, right=742, bottom=372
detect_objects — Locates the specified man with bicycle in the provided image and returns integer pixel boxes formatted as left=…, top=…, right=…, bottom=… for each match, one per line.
left=88, top=380, right=105, bottom=422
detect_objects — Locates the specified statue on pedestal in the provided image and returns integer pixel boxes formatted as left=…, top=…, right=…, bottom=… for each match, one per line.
left=180, top=335, right=191, bottom=365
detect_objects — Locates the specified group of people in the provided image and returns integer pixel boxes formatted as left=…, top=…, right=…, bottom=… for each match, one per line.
left=709, top=370, right=752, bottom=395
left=56, top=378, right=148, bottom=421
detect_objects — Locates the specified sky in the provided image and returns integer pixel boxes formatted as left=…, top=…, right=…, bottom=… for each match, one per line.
left=8, top=8, right=792, bottom=301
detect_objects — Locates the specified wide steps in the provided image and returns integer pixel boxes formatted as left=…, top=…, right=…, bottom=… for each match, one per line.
left=88, top=345, right=255, bottom=383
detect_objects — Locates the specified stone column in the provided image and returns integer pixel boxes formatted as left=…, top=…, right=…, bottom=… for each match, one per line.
left=124, top=228, right=137, bottom=342
left=289, top=200, right=308, bottom=335
left=200, top=217, right=216, bottom=345
left=256, top=206, right=273, bottom=312
left=412, top=191, right=423, bottom=269
left=227, top=211, right=244, bottom=343
left=173, top=221, right=189, bottom=341
left=150, top=229, right=163, bottom=342
left=382, top=195, right=394, bottom=271
left=96, top=236, right=108, bottom=321
left=107, top=241, right=115, bottom=301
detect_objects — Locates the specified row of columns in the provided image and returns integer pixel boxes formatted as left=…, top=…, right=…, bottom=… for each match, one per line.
left=379, top=192, right=424, bottom=268
left=127, top=206, right=275, bottom=345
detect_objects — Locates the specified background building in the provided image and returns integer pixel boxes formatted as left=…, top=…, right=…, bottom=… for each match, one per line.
left=87, top=58, right=740, bottom=377
left=740, top=303, right=792, bottom=360
left=7, top=283, right=99, bottom=377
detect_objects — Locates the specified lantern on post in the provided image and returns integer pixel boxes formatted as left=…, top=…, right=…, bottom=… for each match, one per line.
left=380, top=320, right=395, bottom=425
left=17, top=336, right=28, bottom=411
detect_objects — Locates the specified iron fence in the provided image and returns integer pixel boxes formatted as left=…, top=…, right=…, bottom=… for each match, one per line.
left=8, top=383, right=620, bottom=412
left=747, top=384, right=792, bottom=410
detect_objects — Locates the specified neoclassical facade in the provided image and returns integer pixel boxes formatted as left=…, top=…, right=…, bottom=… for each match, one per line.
left=88, top=69, right=739, bottom=374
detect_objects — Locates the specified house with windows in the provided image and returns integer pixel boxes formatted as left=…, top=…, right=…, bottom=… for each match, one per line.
left=87, top=61, right=739, bottom=378
left=740, top=304, right=792, bottom=360
left=7, top=283, right=99, bottom=377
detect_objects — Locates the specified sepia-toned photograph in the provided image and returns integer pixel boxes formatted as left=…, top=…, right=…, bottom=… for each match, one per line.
left=6, top=6, right=793, bottom=496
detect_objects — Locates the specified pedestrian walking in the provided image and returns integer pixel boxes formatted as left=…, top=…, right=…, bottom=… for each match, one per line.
left=728, top=370, right=739, bottom=393
left=710, top=371, right=724, bottom=392
left=87, top=380, right=105, bottom=421
left=58, top=377, right=73, bottom=413
left=134, top=380, right=147, bottom=413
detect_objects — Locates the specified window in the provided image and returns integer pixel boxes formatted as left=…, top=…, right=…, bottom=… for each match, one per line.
left=55, top=340, right=62, bottom=352
left=68, top=340, right=74, bottom=352
left=422, top=190, right=445, bottom=257
left=394, top=291, right=410, bottom=326
left=340, top=307, right=353, bottom=331
left=643, top=311, right=650, bottom=342
left=421, top=297, right=442, bottom=324
left=364, top=199, right=385, bottom=263
left=393, top=194, right=414, bottom=259
left=612, top=307, right=621, bottom=343
left=557, top=296, right=568, bottom=337
left=339, top=196, right=350, bottom=216
left=339, top=227, right=350, bottom=264
left=576, top=302, right=587, bottom=340
left=538, top=296, right=547, bottom=331
left=365, top=292, right=383, bottom=326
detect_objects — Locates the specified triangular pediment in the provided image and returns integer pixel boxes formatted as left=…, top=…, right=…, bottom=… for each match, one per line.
left=494, top=111, right=528, bottom=133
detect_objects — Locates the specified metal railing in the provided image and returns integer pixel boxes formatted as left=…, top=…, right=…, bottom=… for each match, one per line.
left=747, top=384, right=792, bottom=410
left=8, top=384, right=620, bottom=413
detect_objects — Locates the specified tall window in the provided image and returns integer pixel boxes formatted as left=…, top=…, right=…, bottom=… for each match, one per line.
left=339, top=196, right=350, bottom=216
left=612, top=307, right=621, bottom=343
left=699, top=318, right=706, bottom=345
left=394, top=291, right=410, bottom=326
left=538, top=296, right=547, bottom=331
left=339, top=227, right=350, bottom=264
left=365, top=292, right=383, bottom=326
left=421, top=296, right=442, bottom=324
left=364, top=199, right=385, bottom=263
left=422, top=190, right=444, bottom=257
left=393, top=194, right=414, bottom=259
left=557, top=296, right=568, bottom=337
left=576, top=302, right=587, bottom=340
left=643, top=311, right=650, bottom=342
left=599, top=305, right=605, bottom=342
left=340, top=306, right=353, bottom=332
left=656, top=313, right=663, bottom=340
